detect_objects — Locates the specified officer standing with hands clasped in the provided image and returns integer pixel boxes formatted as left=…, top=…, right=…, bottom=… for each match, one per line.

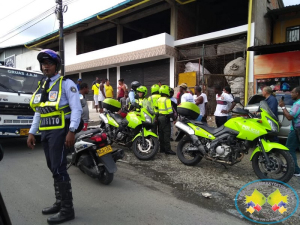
left=157, top=85, right=176, bottom=155
left=27, top=49, right=82, bottom=224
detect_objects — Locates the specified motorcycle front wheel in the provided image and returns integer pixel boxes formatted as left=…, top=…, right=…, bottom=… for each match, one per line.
left=177, top=136, right=203, bottom=166
left=252, top=149, right=295, bottom=183
left=98, top=167, right=114, bottom=185
left=132, top=136, right=159, bottom=160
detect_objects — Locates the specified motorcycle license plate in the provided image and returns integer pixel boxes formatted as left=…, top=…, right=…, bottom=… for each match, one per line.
left=20, top=129, right=29, bottom=136
left=96, top=145, right=113, bottom=157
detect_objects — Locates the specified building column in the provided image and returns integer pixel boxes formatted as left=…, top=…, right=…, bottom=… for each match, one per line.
left=169, top=57, right=175, bottom=88
left=170, top=4, right=177, bottom=39
left=79, top=72, right=82, bottom=79
left=117, top=25, right=123, bottom=45
left=107, top=68, right=109, bottom=80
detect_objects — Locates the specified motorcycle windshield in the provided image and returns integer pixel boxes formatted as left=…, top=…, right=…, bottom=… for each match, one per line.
left=259, top=100, right=278, bottom=121
left=141, top=99, right=155, bottom=115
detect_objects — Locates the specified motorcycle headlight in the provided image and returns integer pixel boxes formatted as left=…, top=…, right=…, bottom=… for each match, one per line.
left=144, top=113, right=152, bottom=124
left=267, top=117, right=278, bottom=132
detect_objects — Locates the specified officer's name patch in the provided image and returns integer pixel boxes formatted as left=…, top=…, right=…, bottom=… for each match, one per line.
left=71, top=87, right=77, bottom=93
left=49, top=91, right=58, bottom=101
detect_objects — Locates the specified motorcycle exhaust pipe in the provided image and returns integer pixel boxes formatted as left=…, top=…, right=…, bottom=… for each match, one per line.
left=190, top=135, right=206, bottom=156
left=79, top=165, right=100, bottom=179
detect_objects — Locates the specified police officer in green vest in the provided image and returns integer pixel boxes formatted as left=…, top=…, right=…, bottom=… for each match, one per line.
left=135, top=86, right=148, bottom=111
left=148, top=84, right=160, bottom=134
left=157, top=85, right=176, bottom=155
left=27, top=49, right=82, bottom=224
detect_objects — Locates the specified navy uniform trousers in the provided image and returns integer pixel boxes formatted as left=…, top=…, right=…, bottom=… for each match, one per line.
left=41, top=121, right=70, bottom=182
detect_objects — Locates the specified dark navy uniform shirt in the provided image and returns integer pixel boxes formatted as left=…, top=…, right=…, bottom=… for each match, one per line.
left=266, top=94, right=278, bottom=118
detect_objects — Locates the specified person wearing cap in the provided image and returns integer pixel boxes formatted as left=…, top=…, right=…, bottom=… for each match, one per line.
left=77, top=78, right=82, bottom=91
left=180, top=83, right=195, bottom=104
left=27, top=49, right=82, bottom=224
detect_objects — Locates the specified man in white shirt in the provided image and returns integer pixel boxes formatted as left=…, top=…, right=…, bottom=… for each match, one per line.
left=214, top=85, right=233, bottom=127
left=180, top=83, right=195, bottom=103
left=194, top=86, right=208, bottom=122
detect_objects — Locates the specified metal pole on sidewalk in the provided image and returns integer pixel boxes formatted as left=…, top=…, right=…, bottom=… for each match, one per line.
left=55, top=0, right=65, bottom=76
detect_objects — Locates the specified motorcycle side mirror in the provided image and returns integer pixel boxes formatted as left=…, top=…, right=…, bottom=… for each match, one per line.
left=233, top=97, right=241, bottom=103
left=0, top=144, right=4, bottom=162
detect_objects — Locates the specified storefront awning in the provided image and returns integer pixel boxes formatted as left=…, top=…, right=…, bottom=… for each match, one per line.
left=247, top=41, right=300, bottom=54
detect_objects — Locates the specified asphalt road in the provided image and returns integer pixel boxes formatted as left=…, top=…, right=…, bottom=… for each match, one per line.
left=0, top=137, right=252, bottom=225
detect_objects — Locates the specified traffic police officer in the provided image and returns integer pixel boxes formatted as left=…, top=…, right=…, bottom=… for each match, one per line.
left=135, top=86, right=148, bottom=111
left=157, top=85, right=176, bottom=155
left=148, top=84, right=161, bottom=134
left=27, top=49, right=82, bottom=224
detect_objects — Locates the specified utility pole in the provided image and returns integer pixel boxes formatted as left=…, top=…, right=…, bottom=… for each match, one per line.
left=55, top=0, right=65, bottom=76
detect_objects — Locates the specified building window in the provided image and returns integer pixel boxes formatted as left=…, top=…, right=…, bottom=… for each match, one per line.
left=286, top=26, right=300, bottom=42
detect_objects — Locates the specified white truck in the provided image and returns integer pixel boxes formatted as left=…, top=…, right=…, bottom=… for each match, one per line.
left=0, top=66, right=43, bottom=137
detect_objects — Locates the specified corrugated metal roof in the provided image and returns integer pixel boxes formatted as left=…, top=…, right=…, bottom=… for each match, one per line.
left=265, top=4, right=300, bottom=18
left=247, top=41, right=300, bottom=54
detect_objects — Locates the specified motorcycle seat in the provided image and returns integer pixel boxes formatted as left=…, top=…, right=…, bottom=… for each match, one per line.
left=75, top=128, right=101, bottom=141
left=198, top=124, right=224, bottom=135
left=190, top=120, right=204, bottom=126
left=111, top=113, right=124, bottom=125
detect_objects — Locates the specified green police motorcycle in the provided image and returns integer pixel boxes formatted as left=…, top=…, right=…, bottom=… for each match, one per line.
left=99, top=98, right=159, bottom=160
left=175, top=98, right=295, bottom=183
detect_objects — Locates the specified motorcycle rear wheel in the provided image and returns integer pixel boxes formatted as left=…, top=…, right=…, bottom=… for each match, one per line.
left=98, top=167, right=114, bottom=185
left=132, top=136, right=159, bottom=160
left=252, top=149, right=295, bottom=183
left=177, top=136, right=203, bottom=166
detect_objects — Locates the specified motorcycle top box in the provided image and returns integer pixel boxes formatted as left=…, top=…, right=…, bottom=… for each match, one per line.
left=177, top=102, right=200, bottom=120
left=103, top=98, right=121, bottom=112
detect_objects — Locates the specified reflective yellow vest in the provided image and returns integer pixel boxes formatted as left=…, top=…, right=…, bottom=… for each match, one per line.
left=157, top=97, right=172, bottom=115
left=148, top=94, right=160, bottom=114
left=30, top=76, right=71, bottom=130
left=135, top=98, right=144, bottom=112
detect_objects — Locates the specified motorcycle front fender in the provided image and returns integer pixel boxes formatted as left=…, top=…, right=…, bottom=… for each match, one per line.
left=250, top=139, right=289, bottom=161
left=98, top=153, right=117, bottom=173
left=132, top=128, right=158, bottom=142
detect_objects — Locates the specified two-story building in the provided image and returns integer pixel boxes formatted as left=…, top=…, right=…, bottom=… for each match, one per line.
left=0, top=0, right=284, bottom=106
left=248, top=4, right=300, bottom=95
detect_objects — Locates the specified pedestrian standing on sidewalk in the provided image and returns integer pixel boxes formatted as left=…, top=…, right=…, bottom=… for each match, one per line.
left=214, top=85, right=233, bottom=127
left=98, top=79, right=106, bottom=112
left=117, top=79, right=128, bottom=101
left=279, top=86, right=300, bottom=177
left=194, top=86, right=208, bottom=122
left=79, top=83, right=89, bottom=131
left=76, top=78, right=82, bottom=90
left=27, top=49, right=82, bottom=224
left=157, top=85, right=176, bottom=155
left=105, top=79, right=114, bottom=99
left=91, top=78, right=100, bottom=112
left=180, top=83, right=195, bottom=103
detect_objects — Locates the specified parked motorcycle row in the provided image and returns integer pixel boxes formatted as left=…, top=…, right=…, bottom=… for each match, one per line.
left=87, top=97, right=295, bottom=184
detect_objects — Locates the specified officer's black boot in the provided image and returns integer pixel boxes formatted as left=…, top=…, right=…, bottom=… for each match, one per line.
left=47, top=181, right=75, bottom=224
left=42, top=182, right=61, bottom=215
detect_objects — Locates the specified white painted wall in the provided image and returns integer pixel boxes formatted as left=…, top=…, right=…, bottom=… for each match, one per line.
left=66, top=33, right=175, bottom=65
left=248, top=22, right=255, bottom=83
left=16, top=50, right=40, bottom=71
left=65, top=33, right=77, bottom=64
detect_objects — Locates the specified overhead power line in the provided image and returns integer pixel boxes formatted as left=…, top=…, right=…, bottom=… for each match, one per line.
left=0, top=0, right=79, bottom=39
left=0, top=0, right=37, bottom=22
